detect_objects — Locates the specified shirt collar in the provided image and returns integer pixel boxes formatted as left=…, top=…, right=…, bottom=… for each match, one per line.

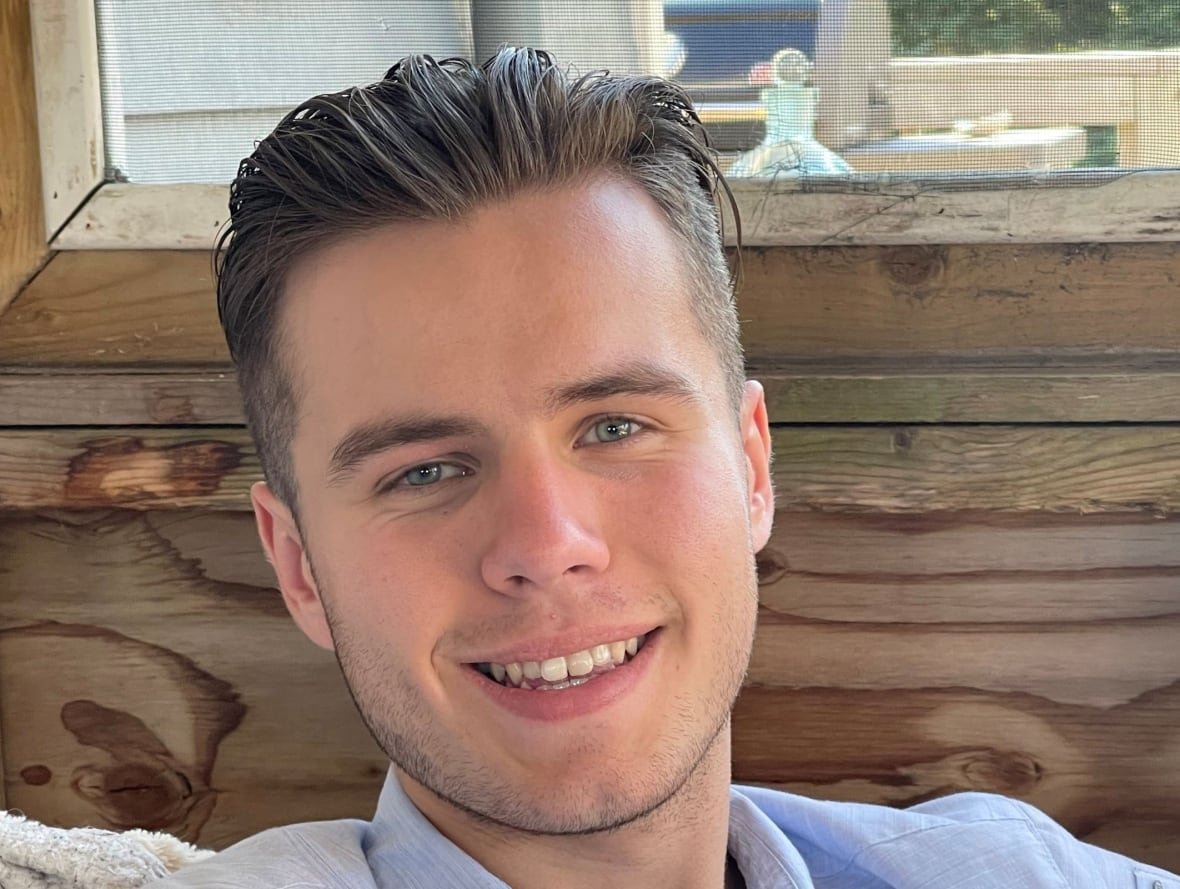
left=728, top=786, right=814, bottom=889
left=365, top=769, right=509, bottom=888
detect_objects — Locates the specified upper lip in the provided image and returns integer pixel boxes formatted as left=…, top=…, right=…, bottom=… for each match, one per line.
left=462, top=624, right=660, bottom=665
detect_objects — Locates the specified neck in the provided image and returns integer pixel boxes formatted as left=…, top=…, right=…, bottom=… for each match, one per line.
left=402, top=725, right=735, bottom=889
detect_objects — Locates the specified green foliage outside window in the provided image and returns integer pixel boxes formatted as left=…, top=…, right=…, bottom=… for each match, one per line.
left=890, top=0, right=1180, bottom=56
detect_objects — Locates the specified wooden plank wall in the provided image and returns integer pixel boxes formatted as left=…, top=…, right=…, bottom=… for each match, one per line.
left=0, top=243, right=1178, bottom=870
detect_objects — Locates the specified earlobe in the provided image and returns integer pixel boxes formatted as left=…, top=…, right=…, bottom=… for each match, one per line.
left=251, top=481, right=335, bottom=651
left=740, top=381, right=775, bottom=551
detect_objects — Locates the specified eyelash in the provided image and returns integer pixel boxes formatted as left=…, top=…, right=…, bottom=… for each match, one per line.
left=375, top=415, right=649, bottom=495
left=377, top=459, right=473, bottom=495
left=576, top=415, right=646, bottom=447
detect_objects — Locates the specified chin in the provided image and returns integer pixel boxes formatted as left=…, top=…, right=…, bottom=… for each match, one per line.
left=468, top=722, right=724, bottom=836
left=469, top=772, right=679, bottom=836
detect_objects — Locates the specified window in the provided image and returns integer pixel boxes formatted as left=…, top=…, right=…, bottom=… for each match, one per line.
left=31, top=0, right=1180, bottom=249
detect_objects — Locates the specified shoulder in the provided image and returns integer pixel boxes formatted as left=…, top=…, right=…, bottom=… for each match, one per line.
left=733, top=785, right=1180, bottom=889
left=143, top=818, right=373, bottom=889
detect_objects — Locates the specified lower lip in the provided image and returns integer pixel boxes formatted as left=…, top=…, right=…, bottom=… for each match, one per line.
left=462, top=630, right=660, bottom=723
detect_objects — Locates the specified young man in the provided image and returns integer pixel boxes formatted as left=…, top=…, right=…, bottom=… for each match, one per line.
left=150, top=49, right=1178, bottom=889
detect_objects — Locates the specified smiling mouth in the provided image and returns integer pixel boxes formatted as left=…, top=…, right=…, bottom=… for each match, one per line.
left=471, top=632, right=652, bottom=691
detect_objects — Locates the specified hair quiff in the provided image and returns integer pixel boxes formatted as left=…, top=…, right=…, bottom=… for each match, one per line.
left=217, top=47, right=742, bottom=511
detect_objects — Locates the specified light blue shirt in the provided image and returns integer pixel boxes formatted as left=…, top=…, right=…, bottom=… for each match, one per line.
left=146, top=769, right=1178, bottom=888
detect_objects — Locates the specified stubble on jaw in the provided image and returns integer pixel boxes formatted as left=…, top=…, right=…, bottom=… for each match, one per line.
left=306, top=547, right=760, bottom=839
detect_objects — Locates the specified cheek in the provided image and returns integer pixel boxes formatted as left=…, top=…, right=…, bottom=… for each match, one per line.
left=313, top=522, right=463, bottom=654
left=636, top=458, right=759, bottom=665
left=628, top=451, right=754, bottom=577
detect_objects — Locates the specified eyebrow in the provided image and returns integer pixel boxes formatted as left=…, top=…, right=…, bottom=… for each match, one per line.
left=542, top=363, right=706, bottom=415
left=327, top=416, right=485, bottom=486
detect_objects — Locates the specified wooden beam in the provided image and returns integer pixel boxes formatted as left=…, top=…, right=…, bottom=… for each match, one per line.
left=8, top=368, right=1180, bottom=426
left=0, top=428, right=256, bottom=510
left=29, top=0, right=103, bottom=238
left=737, top=242, right=1180, bottom=363
left=726, top=169, right=1180, bottom=245
left=48, top=172, right=1180, bottom=250
left=53, top=185, right=228, bottom=251
left=0, top=372, right=242, bottom=425
left=4, top=426, right=1180, bottom=513
left=771, top=425, right=1180, bottom=514
left=9, top=243, right=1180, bottom=369
left=0, top=0, right=49, bottom=316
left=757, top=510, right=1180, bottom=623
left=0, top=251, right=222, bottom=366
left=761, top=371, right=1180, bottom=423
left=747, top=608, right=1178, bottom=709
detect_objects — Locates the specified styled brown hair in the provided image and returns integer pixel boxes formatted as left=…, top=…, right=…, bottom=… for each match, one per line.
left=217, top=47, right=741, bottom=510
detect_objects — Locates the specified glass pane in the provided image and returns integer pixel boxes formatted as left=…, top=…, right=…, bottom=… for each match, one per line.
left=95, top=0, right=476, bottom=183
left=95, top=0, right=1180, bottom=184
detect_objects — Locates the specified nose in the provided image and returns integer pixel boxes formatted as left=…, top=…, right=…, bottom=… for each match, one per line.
left=479, top=450, right=611, bottom=597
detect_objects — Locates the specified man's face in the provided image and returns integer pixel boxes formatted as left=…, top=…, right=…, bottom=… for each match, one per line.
left=254, top=177, right=774, bottom=834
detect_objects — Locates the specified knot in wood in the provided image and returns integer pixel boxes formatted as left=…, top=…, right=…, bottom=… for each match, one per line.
left=961, top=749, right=1042, bottom=794
left=65, top=437, right=244, bottom=506
left=755, top=548, right=789, bottom=585
left=20, top=764, right=52, bottom=786
left=150, top=394, right=198, bottom=423
left=882, top=246, right=946, bottom=288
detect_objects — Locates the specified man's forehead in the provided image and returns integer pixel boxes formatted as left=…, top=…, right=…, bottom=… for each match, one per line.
left=285, top=176, right=680, bottom=295
left=279, top=177, right=696, bottom=376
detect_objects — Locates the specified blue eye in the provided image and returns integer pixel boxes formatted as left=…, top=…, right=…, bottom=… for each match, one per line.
left=396, top=463, right=467, bottom=488
left=584, top=417, right=638, bottom=444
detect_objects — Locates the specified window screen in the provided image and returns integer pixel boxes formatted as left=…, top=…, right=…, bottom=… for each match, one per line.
left=94, top=0, right=1180, bottom=184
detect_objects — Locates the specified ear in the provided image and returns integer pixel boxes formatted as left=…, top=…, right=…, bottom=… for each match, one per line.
left=251, top=481, right=335, bottom=651
left=739, top=380, right=775, bottom=551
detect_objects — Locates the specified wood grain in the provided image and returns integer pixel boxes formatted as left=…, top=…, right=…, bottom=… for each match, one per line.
left=6, top=369, right=1180, bottom=426
left=737, top=242, right=1180, bottom=363
left=761, top=371, right=1180, bottom=423
left=0, top=510, right=385, bottom=847
left=0, top=251, right=222, bottom=366
left=771, top=426, right=1180, bottom=514
left=731, top=684, right=1180, bottom=870
left=749, top=509, right=1180, bottom=870
left=726, top=170, right=1180, bottom=245
left=0, top=0, right=49, bottom=316
left=758, top=510, right=1180, bottom=622
left=0, top=372, right=242, bottom=425
left=52, top=184, right=229, bottom=251
left=48, top=171, right=1180, bottom=249
left=8, top=243, right=1180, bottom=370
left=28, top=0, right=103, bottom=239
left=0, top=429, right=255, bottom=510
left=5, top=426, right=1180, bottom=513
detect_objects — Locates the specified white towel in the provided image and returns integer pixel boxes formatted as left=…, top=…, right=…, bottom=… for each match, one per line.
left=0, top=811, right=212, bottom=889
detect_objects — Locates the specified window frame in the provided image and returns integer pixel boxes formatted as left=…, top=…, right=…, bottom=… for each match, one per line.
left=31, top=0, right=1180, bottom=252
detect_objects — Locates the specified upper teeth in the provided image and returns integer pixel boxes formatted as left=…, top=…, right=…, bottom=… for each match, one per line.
left=478, top=634, right=647, bottom=688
